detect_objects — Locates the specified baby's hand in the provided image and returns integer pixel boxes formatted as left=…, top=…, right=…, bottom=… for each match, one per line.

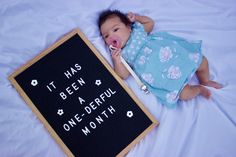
left=127, top=12, right=136, bottom=22
left=111, top=48, right=121, bottom=63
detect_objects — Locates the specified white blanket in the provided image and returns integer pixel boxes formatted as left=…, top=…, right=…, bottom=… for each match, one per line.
left=1, top=0, right=236, bottom=156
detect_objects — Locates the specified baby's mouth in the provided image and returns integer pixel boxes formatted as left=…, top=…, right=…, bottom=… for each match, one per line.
left=108, top=37, right=122, bottom=49
left=112, top=40, right=118, bottom=47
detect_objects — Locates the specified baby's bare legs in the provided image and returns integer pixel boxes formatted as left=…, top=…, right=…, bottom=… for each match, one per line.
left=180, top=56, right=222, bottom=101
left=180, top=84, right=211, bottom=100
left=196, top=56, right=222, bottom=89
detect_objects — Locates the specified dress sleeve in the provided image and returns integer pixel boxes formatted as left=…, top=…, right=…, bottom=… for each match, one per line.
left=132, top=22, right=146, bottom=33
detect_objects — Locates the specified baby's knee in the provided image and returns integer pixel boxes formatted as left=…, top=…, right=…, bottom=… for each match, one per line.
left=197, top=56, right=208, bottom=71
left=180, top=91, right=188, bottom=100
left=202, top=56, right=208, bottom=65
left=179, top=84, right=201, bottom=100
left=179, top=85, right=190, bottom=100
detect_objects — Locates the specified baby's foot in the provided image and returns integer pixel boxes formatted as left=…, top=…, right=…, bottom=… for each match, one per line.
left=199, top=86, right=211, bottom=99
left=201, top=80, right=223, bottom=89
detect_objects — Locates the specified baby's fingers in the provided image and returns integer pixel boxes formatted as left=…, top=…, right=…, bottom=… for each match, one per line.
left=111, top=49, right=121, bottom=62
left=112, top=49, right=121, bottom=57
left=127, top=12, right=136, bottom=22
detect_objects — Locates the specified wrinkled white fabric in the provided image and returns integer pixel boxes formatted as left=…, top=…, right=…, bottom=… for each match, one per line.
left=0, top=0, right=236, bottom=157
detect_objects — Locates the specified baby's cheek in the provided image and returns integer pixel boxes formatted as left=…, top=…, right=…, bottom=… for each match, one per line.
left=105, top=40, right=109, bottom=46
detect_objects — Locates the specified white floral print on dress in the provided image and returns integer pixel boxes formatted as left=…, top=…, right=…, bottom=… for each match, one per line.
left=141, top=73, right=154, bottom=84
left=166, top=90, right=179, bottom=104
left=167, top=65, right=182, bottom=79
left=143, top=47, right=152, bottom=55
left=138, top=55, right=146, bottom=65
left=159, top=47, right=173, bottom=62
left=189, top=53, right=200, bottom=63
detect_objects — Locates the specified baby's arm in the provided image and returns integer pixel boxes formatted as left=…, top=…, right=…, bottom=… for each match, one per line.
left=127, top=12, right=154, bottom=33
left=111, top=49, right=130, bottom=79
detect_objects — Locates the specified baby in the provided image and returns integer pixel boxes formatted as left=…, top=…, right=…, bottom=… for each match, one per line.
left=98, top=10, right=222, bottom=107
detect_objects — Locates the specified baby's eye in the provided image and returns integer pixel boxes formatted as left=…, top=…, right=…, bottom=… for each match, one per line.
left=114, top=28, right=119, bottom=32
left=104, top=35, right=109, bottom=39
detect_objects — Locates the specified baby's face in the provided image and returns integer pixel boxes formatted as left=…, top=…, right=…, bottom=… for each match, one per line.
left=100, top=16, right=131, bottom=49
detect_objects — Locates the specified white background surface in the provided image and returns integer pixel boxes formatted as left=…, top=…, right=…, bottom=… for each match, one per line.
left=0, top=0, right=236, bottom=156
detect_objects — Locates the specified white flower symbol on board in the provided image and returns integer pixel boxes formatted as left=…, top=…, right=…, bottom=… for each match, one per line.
left=127, top=111, right=134, bottom=118
left=31, top=79, right=38, bottom=86
left=57, top=109, right=64, bottom=116
left=95, top=80, right=102, bottom=86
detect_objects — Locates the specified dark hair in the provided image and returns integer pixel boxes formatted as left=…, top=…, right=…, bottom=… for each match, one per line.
left=98, top=10, right=131, bottom=29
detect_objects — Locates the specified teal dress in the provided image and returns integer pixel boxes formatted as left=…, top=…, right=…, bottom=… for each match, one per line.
left=121, top=22, right=203, bottom=108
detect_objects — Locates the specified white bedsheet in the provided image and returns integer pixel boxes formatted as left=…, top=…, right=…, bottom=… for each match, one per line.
left=1, top=0, right=236, bottom=157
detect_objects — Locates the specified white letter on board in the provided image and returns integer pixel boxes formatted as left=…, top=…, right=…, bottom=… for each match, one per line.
left=75, top=63, right=82, bottom=70
left=90, top=122, right=96, bottom=129
left=95, top=116, right=104, bottom=124
left=84, top=106, right=91, bottom=114
left=78, top=97, right=85, bottom=105
left=94, top=98, right=102, bottom=106
left=46, top=81, right=57, bottom=92
left=64, top=71, right=72, bottom=79
left=63, top=124, right=70, bottom=131
left=108, top=105, right=116, bottom=114
left=89, top=102, right=97, bottom=110
left=68, top=119, right=77, bottom=128
left=101, top=110, right=109, bottom=118
left=70, top=67, right=77, bottom=75
left=59, top=92, right=67, bottom=100
left=66, top=87, right=73, bottom=95
left=71, top=82, right=79, bottom=91
left=100, top=93, right=105, bottom=102
left=77, top=78, right=86, bottom=86
left=82, top=127, right=90, bottom=136
left=74, top=114, right=82, bottom=123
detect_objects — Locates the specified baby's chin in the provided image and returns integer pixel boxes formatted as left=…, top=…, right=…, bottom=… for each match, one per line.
left=120, top=44, right=125, bottom=49
left=120, top=40, right=128, bottom=48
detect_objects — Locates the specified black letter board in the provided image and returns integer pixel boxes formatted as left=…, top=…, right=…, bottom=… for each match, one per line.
left=9, top=29, right=158, bottom=157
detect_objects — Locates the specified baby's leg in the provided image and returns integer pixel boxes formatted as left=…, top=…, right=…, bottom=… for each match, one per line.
left=180, top=84, right=211, bottom=100
left=196, top=56, right=222, bottom=89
